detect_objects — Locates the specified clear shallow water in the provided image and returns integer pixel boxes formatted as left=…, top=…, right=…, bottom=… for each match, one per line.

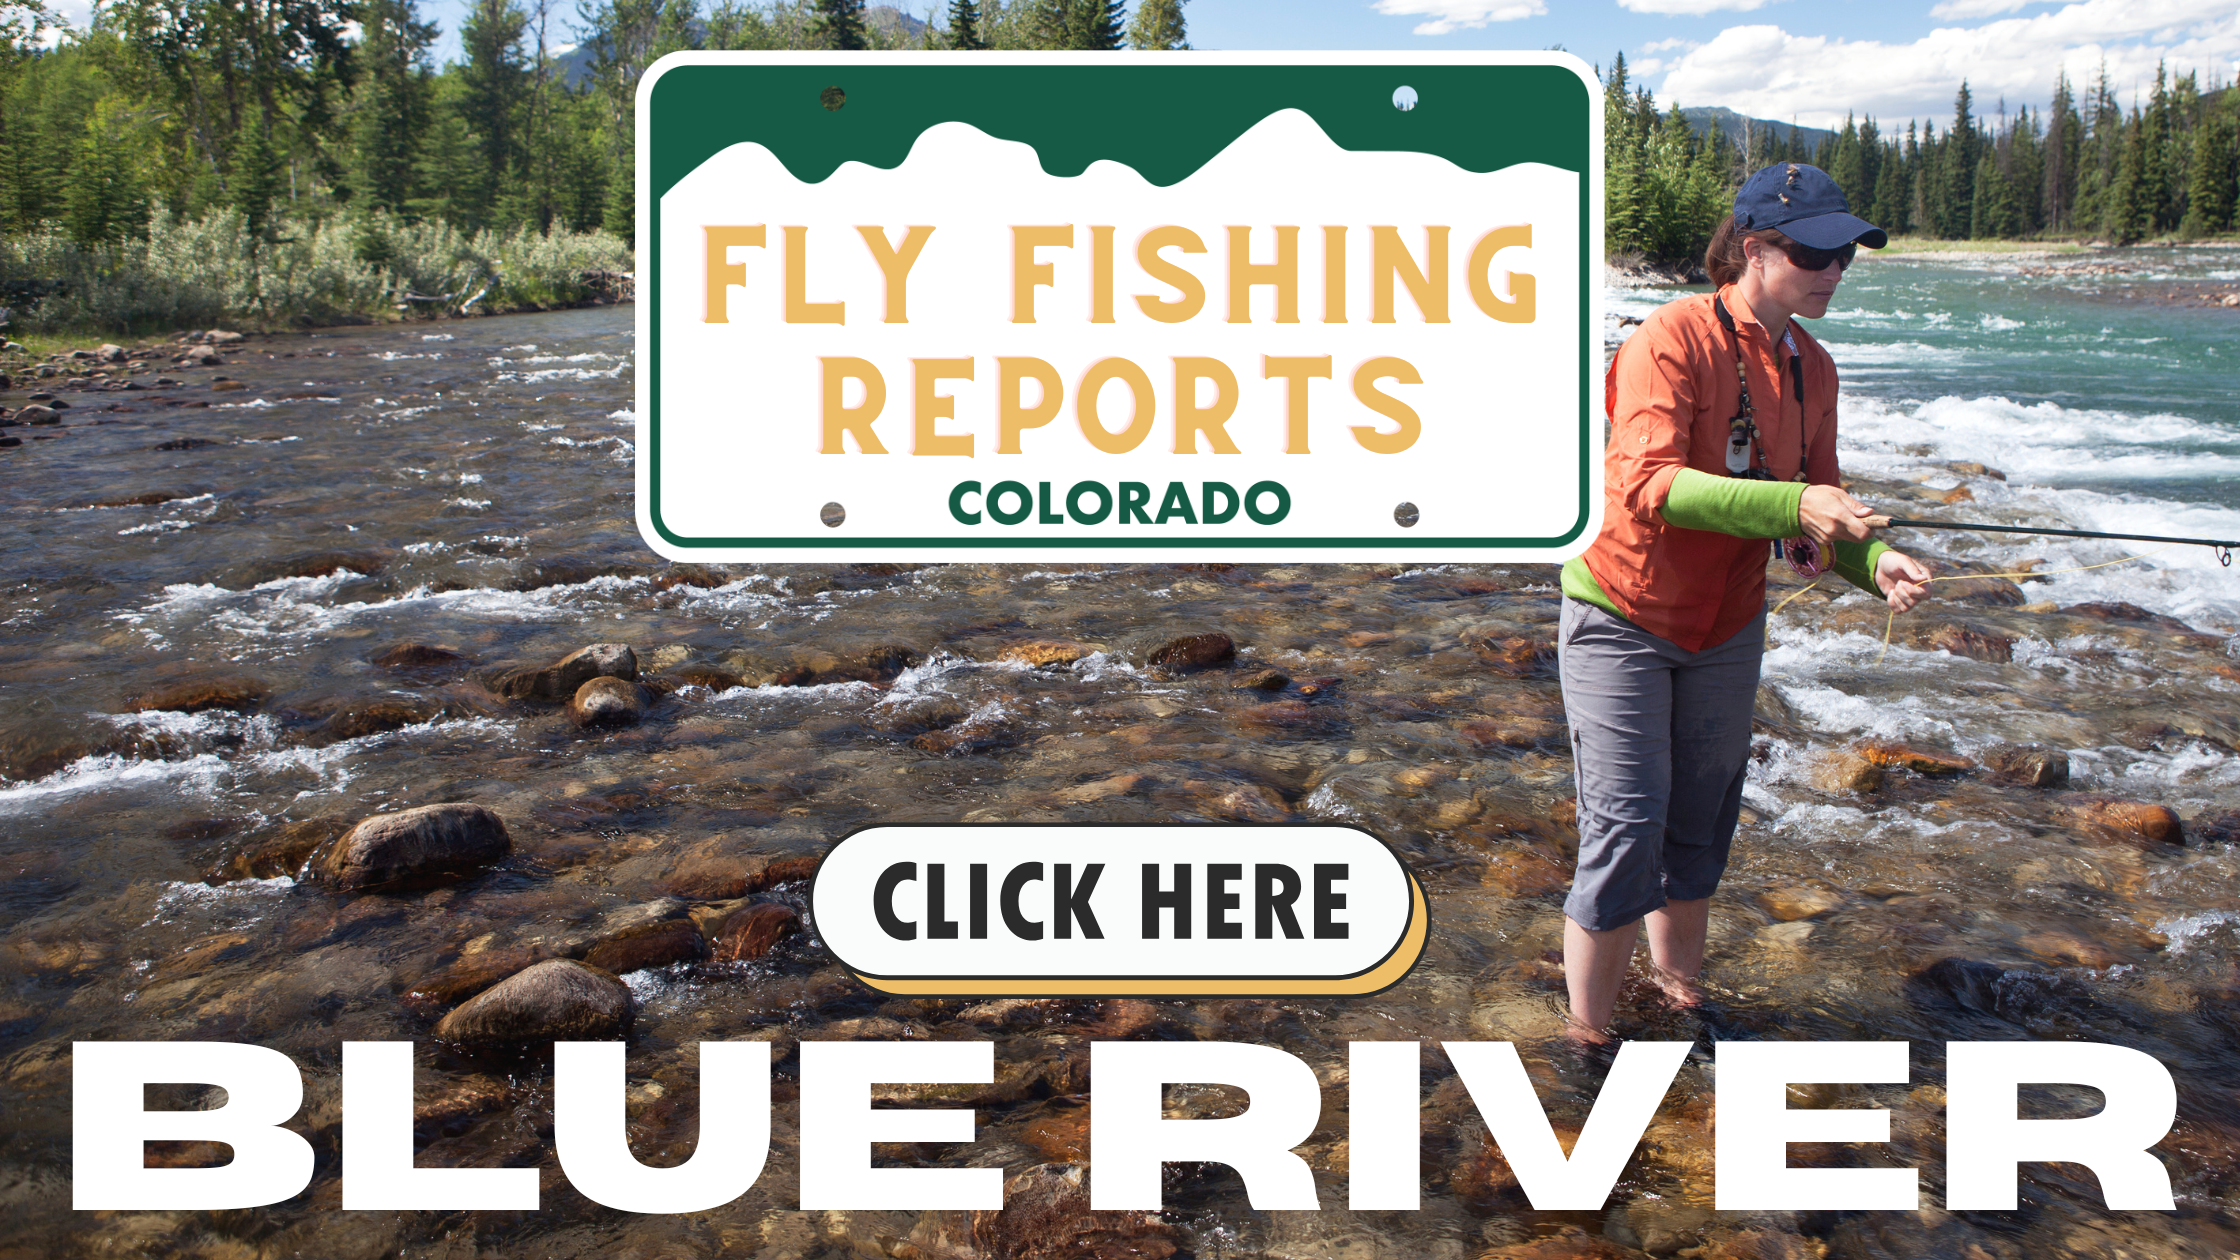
left=3, top=271, right=2240, bottom=1256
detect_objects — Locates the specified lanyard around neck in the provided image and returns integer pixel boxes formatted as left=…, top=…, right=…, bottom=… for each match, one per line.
left=1713, top=296, right=1807, bottom=484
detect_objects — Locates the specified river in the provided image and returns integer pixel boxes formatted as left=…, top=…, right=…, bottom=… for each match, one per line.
left=4, top=250, right=2240, bottom=1257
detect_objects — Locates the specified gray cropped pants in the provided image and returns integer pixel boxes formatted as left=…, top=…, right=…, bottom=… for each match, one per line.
left=1556, top=597, right=1765, bottom=932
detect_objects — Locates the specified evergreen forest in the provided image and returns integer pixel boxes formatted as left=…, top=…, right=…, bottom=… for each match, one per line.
left=0, top=0, right=1190, bottom=332
left=1605, top=52, right=2240, bottom=269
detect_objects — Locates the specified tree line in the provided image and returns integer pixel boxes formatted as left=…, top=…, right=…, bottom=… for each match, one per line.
left=1605, top=52, right=2240, bottom=265
left=0, top=0, right=1191, bottom=254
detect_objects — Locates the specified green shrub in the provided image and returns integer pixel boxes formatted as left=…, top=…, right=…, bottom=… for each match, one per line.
left=0, top=210, right=632, bottom=333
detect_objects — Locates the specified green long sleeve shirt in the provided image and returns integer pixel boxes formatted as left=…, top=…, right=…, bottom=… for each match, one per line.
left=1563, top=469, right=1891, bottom=620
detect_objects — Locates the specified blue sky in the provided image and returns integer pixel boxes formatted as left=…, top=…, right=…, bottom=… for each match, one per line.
left=51, top=0, right=2240, bottom=130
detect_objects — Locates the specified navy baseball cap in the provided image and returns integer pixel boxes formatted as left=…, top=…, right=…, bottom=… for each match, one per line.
left=1734, top=162, right=1888, bottom=250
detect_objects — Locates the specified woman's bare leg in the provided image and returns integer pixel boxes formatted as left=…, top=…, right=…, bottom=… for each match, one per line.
left=1645, top=897, right=1710, bottom=1007
left=1563, top=915, right=1640, bottom=1044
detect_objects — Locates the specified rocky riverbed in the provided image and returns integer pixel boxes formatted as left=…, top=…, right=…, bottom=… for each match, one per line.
left=5, top=306, right=2240, bottom=1257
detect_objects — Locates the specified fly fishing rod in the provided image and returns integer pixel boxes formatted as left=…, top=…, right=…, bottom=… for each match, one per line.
left=1863, top=515, right=2240, bottom=566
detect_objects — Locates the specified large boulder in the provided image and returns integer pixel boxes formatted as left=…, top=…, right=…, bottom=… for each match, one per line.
left=312, top=803, right=511, bottom=892
left=488, top=643, right=638, bottom=702
left=433, top=958, right=633, bottom=1044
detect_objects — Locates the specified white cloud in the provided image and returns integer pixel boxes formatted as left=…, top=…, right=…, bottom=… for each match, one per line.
left=1618, top=0, right=1774, bottom=15
left=1632, top=57, right=1669, bottom=75
left=1927, top=0, right=2027, bottom=17
left=1641, top=37, right=1700, bottom=53
left=1652, top=0, right=2240, bottom=128
left=1372, top=0, right=1548, bottom=36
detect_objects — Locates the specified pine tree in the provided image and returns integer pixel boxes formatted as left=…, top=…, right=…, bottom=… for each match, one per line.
left=456, top=0, right=529, bottom=231
left=1869, top=133, right=1908, bottom=234
left=2045, top=72, right=2079, bottom=231
left=1126, top=0, right=1187, bottom=49
left=351, top=0, right=437, bottom=216
left=1601, top=54, right=1647, bottom=254
left=1073, top=0, right=1124, bottom=49
left=945, top=0, right=986, bottom=49
left=1828, top=113, right=1863, bottom=206
left=814, top=0, right=867, bottom=51
left=63, top=104, right=149, bottom=245
left=2180, top=99, right=2236, bottom=235
left=1943, top=83, right=1977, bottom=239
left=233, top=107, right=286, bottom=242
left=2142, top=64, right=2173, bottom=232
left=2107, top=108, right=2150, bottom=243
left=1029, top=0, right=1073, bottom=48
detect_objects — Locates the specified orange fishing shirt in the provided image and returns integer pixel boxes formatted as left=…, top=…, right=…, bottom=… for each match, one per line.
left=1581, top=285, right=1842, bottom=652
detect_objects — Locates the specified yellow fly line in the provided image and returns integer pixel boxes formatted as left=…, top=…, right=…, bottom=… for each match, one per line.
left=1762, top=542, right=2177, bottom=663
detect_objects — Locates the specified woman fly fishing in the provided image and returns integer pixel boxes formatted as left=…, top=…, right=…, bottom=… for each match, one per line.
left=1558, top=162, right=1933, bottom=1044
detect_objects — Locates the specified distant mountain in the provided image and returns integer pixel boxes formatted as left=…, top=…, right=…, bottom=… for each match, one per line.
left=1681, top=107, right=1835, bottom=158
left=550, top=6, right=931, bottom=88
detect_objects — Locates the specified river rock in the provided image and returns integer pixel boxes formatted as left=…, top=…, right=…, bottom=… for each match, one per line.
left=301, top=697, right=441, bottom=745
left=711, top=902, right=801, bottom=961
left=2021, top=929, right=2124, bottom=969
left=402, top=948, right=546, bottom=1013
left=1236, top=699, right=1339, bottom=736
left=1934, top=575, right=2027, bottom=606
left=207, top=815, right=352, bottom=882
left=312, top=803, right=512, bottom=891
left=255, top=549, right=392, bottom=581
left=17, top=404, right=58, bottom=425
left=489, top=642, right=638, bottom=701
left=581, top=919, right=708, bottom=974
left=1857, top=740, right=1973, bottom=775
left=1810, top=749, right=1884, bottom=793
left=0, top=718, right=107, bottom=781
left=1142, top=631, right=1234, bottom=672
left=912, top=711, right=1019, bottom=756
left=1464, top=627, right=1558, bottom=675
left=2065, top=797, right=2183, bottom=846
left=663, top=852, right=820, bottom=900
left=1758, top=885, right=1842, bottom=921
left=1233, top=668, right=1290, bottom=691
left=371, top=643, right=467, bottom=669
left=998, top=639, right=1090, bottom=667
left=2063, top=601, right=2198, bottom=630
left=864, top=695, right=970, bottom=736
left=1481, top=848, right=1570, bottom=896
left=127, top=674, right=269, bottom=714
left=1917, top=621, right=2015, bottom=663
left=95, top=344, right=127, bottom=364
left=772, top=643, right=923, bottom=685
left=1479, top=1229, right=1632, bottom=1260
left=1463, top=716, right=1564, bottom=749
left=969, top=1163, right=1179, bottom=1260
left=664, top=663, right=745, bottom=691
left=432, top=959, right=632, bottom=1044
left=567, top=676, right=648, bottom=728
left=1983, top=743, right=2068, bottom=787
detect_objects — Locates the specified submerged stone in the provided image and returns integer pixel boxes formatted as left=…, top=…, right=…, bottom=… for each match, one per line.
left=567, top=675, right=647, bottom=728
left=432, top=958, right=632, bottom=1044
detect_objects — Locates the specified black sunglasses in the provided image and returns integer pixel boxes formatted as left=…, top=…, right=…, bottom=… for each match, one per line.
left=1774, top=239, right=1857, bottom=272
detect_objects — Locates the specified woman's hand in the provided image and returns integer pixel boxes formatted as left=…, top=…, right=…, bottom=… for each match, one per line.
left=1799, top=484, right=1878, bottom=544
left=1876, top=550, right=1931, bottom=613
